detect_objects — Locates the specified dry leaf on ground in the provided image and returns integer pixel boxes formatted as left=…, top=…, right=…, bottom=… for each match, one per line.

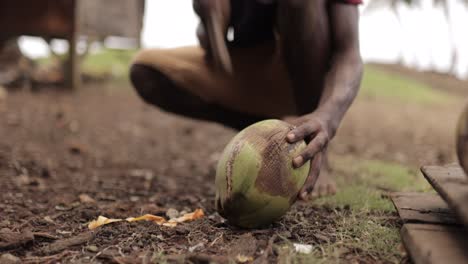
left=167, top=209, right=204, bottom=224
left=88, top=216, right=122, bottom=230
left=126, top=214, right=166, bottom=225
left=88, top=209, right=204, bottom=230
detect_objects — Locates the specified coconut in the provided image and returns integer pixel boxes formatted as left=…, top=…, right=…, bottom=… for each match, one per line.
left=456, top=103, right=468, bottom=176
left=215, top=119, right=310, bottom=228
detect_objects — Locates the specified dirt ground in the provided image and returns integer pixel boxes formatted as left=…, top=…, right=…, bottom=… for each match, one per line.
left=0, top=66, right=466, bottom=263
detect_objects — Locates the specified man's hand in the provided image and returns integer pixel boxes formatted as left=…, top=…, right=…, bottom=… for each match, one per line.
left=285, top=113, right=333, bottom=200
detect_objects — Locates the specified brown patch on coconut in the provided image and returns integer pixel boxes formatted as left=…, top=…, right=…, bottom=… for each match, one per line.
left=235, top=121, right=301, bottom=198
left=225, top=140, right=243, bottom=198
left=254, top=127, right=301, bottom=199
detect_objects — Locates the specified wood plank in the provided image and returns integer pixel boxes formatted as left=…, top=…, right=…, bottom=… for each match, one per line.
left=391, top=192, right=458, bottom=225
left=402, top=224, right=468, bottom=264
left=421, top=165, right=468, bottom=227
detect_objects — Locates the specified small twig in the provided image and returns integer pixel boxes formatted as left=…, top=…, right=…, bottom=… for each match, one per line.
left=39, top=231, right=95, bottom=255
left=209, top=232, right=224, bottom=247
left=33, top=232, right=58, bottom=240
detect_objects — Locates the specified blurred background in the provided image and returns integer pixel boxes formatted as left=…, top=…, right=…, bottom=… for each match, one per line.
left=1, top=1, right=467, bottom=262
left=14, top=0, right=468, bottom=79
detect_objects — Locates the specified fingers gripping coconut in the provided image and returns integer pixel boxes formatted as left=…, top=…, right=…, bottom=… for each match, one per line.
left=215, top=120, right=310, bottom=228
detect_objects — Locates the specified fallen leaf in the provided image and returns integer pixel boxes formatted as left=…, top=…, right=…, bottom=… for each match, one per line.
left=167, top=209, right=204, bottom=224
left=87, top=209, right=204, bottom=230
left=162, top=222, right=178, bottom=228
left=236, top=254, right=253, bottom=263
left=126, top=214, right=166, bottom=225
left=88, top=216, right=122, bottom=230
left=79, top=194, right=96, bottom=204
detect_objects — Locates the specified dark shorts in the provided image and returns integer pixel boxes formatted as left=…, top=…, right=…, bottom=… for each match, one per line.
left=228, top=0, right=362, bottom=47
left=228, top=0, right=277, bottom=47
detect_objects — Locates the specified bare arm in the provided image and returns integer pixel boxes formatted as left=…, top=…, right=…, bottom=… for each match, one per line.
left=316, top=3, right=363, bottom=138
left=285, top=3, right=363, bottom=199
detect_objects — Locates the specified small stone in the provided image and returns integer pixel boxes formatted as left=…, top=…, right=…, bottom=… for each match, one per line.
left=87, top=245, right=99, bottom=252
left=293, top=243, right=313, bottom=254
left=129, top=196, right=140, bottom=202
left=0, top=253, right=20, bottom=264
left=188, top=242, right=204, bottom=253
left=166, top=208, right=179, bottom=219
left=55, top=204, right=72, bottom=211
left=43, top=216, right=55, bottom=224
left=79, top=194, right=96, bottom=204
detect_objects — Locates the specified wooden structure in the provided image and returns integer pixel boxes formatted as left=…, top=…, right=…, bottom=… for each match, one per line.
left=391, top=164, right=468, bottom=264
left=0, top=0, right=145, bottom=89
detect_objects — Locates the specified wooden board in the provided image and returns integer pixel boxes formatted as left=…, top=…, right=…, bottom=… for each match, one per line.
left=421, top=165, right=468, bottom=227
left=402, top=224, right=468, bottom=264
left=391, top=192, right=458, bottom=225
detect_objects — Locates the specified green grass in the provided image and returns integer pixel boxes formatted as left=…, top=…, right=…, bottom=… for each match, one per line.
left=301, top=156, right=431, bottom=262
left=281, top=208, right=402, bottom=263
left=81, top=49, right=136, bottom=79
left=360, top=65, right=454, bottom=104
left=315, top=156, right=430, bottom=212
left=35, top=48, right=137, bottom=81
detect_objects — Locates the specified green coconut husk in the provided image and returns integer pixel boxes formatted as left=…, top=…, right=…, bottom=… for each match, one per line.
left=215, top=119, right=310, bottom=228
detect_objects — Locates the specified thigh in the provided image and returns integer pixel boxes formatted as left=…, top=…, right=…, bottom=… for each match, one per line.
left=277, top=0, right=332, bottom=114
left=132, top=46, right=298, bottom=120
left=131, top=63, right=268, bottom=130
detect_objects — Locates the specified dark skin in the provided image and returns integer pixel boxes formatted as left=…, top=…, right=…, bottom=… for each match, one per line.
left=194, top=0, right=363, bottom=200
left=130, top=1, right=362, bottom=200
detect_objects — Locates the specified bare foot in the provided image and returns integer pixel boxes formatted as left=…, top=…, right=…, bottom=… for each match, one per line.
left=310, top=169, right=337, bottom=199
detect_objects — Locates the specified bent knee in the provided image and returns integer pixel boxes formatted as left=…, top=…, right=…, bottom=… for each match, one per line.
left=130, top=63, right=208, bottom=115
left=130, top=63, right=174, bottom=109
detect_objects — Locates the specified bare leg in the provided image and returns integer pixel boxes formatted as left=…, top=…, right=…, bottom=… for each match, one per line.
left=130, top=64, right=267, bottom=130
left=310, top=149, right=336, bottom=198
left=278, top=0, right=336, bottom=198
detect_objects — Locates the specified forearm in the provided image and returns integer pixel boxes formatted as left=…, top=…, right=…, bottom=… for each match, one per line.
left=316, top=52, right=363, bottom=138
